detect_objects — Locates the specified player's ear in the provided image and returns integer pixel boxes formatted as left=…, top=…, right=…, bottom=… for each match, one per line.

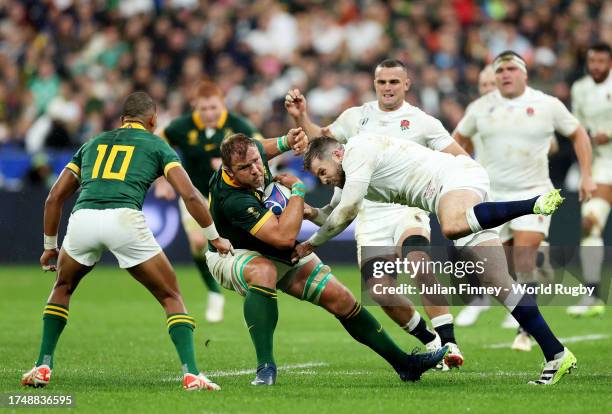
left=149, top=113, right=158, bottom=131
left=405, top=77, right=411, bottom=93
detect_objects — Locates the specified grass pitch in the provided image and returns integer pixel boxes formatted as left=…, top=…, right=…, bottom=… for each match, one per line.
left=1, top=265, right=611, bottom=414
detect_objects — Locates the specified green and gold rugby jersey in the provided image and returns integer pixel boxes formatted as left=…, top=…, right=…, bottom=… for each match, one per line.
left=208, top=139, right=294, bottom=264
left=66, top=122, right=181, bottom=212
left=162, top=110, right=262, bottom=196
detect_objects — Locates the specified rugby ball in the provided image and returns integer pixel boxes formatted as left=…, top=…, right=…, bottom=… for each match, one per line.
left=263, top=182, right=292, bottom=215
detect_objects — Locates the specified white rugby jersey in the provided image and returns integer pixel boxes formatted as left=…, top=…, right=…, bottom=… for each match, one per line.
left=328, top=100, right=455, bottom=150
left=571, top=72, right=612, bottom=162
left=342, top=133, right=456, bottom=213
left=456, top=87, right=579, bottom=193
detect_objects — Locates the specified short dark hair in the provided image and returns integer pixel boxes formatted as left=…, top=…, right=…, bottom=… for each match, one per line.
left=121, top=92, right=156, bottom=118
left=376, top=58, right=408, bottom=74
left=221, top=133, right=257, bottom=170
left=588, top=42, right=611, bottom=55
left=303, top=136, right=341, bottom=171
left=493, top=50, right=526, bottom=63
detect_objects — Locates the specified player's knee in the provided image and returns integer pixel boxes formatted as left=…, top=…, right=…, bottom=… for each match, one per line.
left=301, top=262, right=337, bottom=306
left=246, top=259, right=277, bottom=288
left=440, top=221, right=464, bottom=240
left=401, top=235, right=430, bottom=259
left=321, top=282, right=356, bottom=317
left=581, top=198, right=610, bottom=238
left=361, top=258, right=397, bottom=305
left=53, top=273, right=78, bottom=295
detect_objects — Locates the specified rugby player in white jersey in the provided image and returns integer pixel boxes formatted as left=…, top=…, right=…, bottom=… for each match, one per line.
left=285, top=59, right=467, bottom=369
left=298, top=133, right=576, bottom=385
left=453, top=51, right=596, bottom=351
left=568, top=42, right=612, bottom=317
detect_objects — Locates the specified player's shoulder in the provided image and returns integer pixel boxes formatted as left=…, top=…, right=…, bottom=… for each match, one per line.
left=570, top=75, right=592, bottom=94
left=468, top=91, right=498, bottom=110
left=526, top=87, right=564, bottom=106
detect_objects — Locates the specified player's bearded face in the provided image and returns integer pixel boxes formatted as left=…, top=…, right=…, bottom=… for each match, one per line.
left=495, top=62, right=527, bottom=98
left=229, top=146, right=265, bottom=189
left=194, top=95, right=225, bottom=125
left=374, top=67, right=409, bottom=111
left=311, top=157, right=346, bottom=188
left=587, top=51, right=611, bottom=83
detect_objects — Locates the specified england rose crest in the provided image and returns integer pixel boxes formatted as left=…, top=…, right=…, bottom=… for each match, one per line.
left=400, top=119, right=410, bottom=130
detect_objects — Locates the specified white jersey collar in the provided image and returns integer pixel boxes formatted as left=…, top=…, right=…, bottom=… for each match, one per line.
left=372, top=100, right=413, bottom=114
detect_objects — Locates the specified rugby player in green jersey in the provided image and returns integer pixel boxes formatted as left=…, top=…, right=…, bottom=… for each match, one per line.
left=21, top=92, right=232, bottom=391
left=206, top=133, right=449, bottom=386
left=155, top=81, right=264, bottom=323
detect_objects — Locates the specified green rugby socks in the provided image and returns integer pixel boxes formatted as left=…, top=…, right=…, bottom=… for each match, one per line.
left=167, top=314, right=199, bottom=375
left=36, top=303, right=69, bottom=368
left=244, top=285, right=278, bottom=366
left=338, top=303, right=406, bottom=368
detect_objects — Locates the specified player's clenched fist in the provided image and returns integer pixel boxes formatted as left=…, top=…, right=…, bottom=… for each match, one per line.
left=286, top=127, right=308, bottom=155
left=284, top=89, right=307, bottom=118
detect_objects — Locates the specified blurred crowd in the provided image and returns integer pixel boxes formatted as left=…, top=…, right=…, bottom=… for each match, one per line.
left=0, top=0, right=610, bottom=188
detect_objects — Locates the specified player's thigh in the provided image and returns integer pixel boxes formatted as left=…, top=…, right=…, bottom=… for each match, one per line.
left=437, top=189, right=483, bottom=234
left=206, top=250, right=288, bottom=295
left=52, top=247, right=95, bottom=295
left=62, top=209, right=106, bottom=267
left=281, top=256, right=355, bottom=315
left=103, top=209, right=163, bottom=269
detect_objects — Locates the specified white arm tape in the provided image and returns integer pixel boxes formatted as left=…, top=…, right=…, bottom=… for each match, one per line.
left=202, top=224, right=220, bottom=241
left=44, top=234, right=58, bottom=250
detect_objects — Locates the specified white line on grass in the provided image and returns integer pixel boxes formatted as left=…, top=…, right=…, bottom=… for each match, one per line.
left=484, top=333, right=610, bottom=349
left=163, top=362, right=330, bottom=381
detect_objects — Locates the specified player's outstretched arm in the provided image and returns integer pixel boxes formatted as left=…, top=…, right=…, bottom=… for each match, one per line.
left=566, top=126, right=596, bottom=201
left=41, top=168, right=81, bottom=270
left=307, top=181, right=366, bottom=247
left=284, top=89, right=334, bottom=140
left=251, top=174, right=305, bottom=250
left=260, top=127, right=309, bottom=159
left=308, top=187, right=343, bottom=226
left=165, top=166, right=233, bottom=254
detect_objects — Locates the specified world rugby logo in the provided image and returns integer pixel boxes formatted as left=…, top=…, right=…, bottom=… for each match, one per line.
left=263, top=182, right=291, bottom=215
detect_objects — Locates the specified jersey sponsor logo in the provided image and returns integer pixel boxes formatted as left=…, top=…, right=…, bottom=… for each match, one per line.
left=526, top=107, right=535, bottom=116
left=204, top=143, right=217, bottom=151
left=188, top=130, right=199, bottom=145
left=400, top=119, right=410, bottom=131
left=247, top=206, right=261, bottom=219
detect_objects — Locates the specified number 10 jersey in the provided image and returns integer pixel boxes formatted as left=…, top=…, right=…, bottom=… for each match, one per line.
left=66, top=122, right=181, bottom=212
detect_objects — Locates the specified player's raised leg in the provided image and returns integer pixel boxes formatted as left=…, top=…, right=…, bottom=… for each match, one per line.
left=22, top=248, right=93, bottom=388
left=282, top=257, right=449, bottom=382
left=127, top=252, right=220, bottom=391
